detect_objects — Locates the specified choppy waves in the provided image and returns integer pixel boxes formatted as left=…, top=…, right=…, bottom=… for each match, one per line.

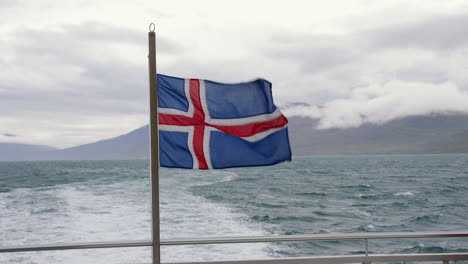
left=0, top=161, right=270, bottom=263
left=1, top=154, right=468, bottom=263
left=191, top=154, right=468, bottom=257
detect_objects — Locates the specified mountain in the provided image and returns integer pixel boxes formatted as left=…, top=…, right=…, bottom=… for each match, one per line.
left=0, top=143, right=57, bottom=161
left=1, top=114, right=468, bottom=161
left=288, top=114, right=468, bottom=155
left=53, top=125, right=149, bottom=160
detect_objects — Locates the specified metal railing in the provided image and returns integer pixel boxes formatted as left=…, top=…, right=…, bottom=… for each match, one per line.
left=1, top=231, right=467, bottom=263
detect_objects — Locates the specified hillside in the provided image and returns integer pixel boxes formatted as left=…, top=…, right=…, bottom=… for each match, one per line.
left=1, top=114, right=468, bottom=161
left=0, top=143, right=57, bottom=161
left=288, top=114, right=468, bottom=155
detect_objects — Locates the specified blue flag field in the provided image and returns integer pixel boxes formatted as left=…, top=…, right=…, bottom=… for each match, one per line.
left=157, top=74, right=291, bottom=169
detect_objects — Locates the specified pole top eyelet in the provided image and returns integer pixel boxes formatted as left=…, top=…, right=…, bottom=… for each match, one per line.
left=149, top=23, right=156, bottom=32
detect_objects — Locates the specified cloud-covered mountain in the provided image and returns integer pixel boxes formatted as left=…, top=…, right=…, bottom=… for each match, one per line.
left=1, top=114, right=468, bottom=161
left=288, top=114, right=468, bottom=155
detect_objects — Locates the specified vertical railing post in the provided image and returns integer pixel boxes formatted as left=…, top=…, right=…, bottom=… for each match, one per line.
left=362, top=239, right=370, bottom=264
left=365, top=238, right=368, bottom=256
left=148, top=23, right=160, bottom=264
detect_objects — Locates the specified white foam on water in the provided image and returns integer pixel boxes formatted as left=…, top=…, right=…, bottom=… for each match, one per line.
left=159, top=169, right=270, bottom=262
left=1, top=168, right=271, bottom=263
left=355, top=209, right=372, bottom=217
left=394, top=191, right=414, bottom=196
left=0, top=180, right=152, bottom=264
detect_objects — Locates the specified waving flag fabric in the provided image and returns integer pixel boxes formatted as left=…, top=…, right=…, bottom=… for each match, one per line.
left=157, top=74, right=291, bottom=169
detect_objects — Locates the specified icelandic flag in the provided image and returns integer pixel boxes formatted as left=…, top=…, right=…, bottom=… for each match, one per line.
left=157, top=74, right=291, bottom=169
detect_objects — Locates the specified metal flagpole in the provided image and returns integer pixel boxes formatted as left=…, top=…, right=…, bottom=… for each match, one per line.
left=148, top=23, right=160, bottom=264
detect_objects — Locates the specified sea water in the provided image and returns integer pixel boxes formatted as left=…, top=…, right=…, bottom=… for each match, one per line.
left=0, top=155, right=467, bottom=263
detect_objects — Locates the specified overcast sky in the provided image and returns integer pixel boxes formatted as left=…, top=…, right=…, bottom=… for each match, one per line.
left=1, top=0, right=468, bottom=148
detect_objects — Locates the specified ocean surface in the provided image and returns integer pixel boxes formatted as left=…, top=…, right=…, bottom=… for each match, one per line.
left=0, top=154, right=467, bottom=264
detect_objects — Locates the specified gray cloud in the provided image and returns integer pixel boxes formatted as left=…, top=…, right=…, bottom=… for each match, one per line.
left=369, top=14, right=468, bottom=50
left=2, top=133, right=17, bottom=137
left=14, top=22, right=182, bottom=55
left=0, top=22, right=184, bottom=115
left=0, top=0, right=17, bottom=7
left=2, top=3, right=468, bottom=147
left=269, top=34, right=362, bottom=74
left=0, top=21, right=184, bottom=147
left=271, top=13, right=468, bottom=128
left=269, top=13, right=468, bottom=74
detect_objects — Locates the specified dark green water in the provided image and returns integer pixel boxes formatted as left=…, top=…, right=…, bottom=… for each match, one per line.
left=191, top=154, right=468, bottom=257
left=0, top=154, right=467, bottom=263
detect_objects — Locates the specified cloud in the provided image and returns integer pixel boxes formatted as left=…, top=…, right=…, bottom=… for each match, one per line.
left=0, top=0, right=16, bottom=7
left=2, top=133, right=17, bottom=137
left=369, top=14, right=468, bottom=50
left=270, top=34, right=362, bottom=75
left=283, top=79, right=468, bottom=129
left=2, top=2, right=468, bottom=147
left=0, top=21, right=183, bottom=147
left=272, top=13, right=468, bottom=128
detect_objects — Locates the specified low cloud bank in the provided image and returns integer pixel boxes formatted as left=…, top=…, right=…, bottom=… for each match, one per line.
left=283, top=79, right=468, bottom=129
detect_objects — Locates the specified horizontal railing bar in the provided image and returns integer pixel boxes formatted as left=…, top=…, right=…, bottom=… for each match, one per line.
left=0, top=240, right=152, bottom=253
left=161, top=231, right=468, bottom=245
left=1, top=231, right=467, bottom=253
left=166, top=253, right=468, bottom=264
